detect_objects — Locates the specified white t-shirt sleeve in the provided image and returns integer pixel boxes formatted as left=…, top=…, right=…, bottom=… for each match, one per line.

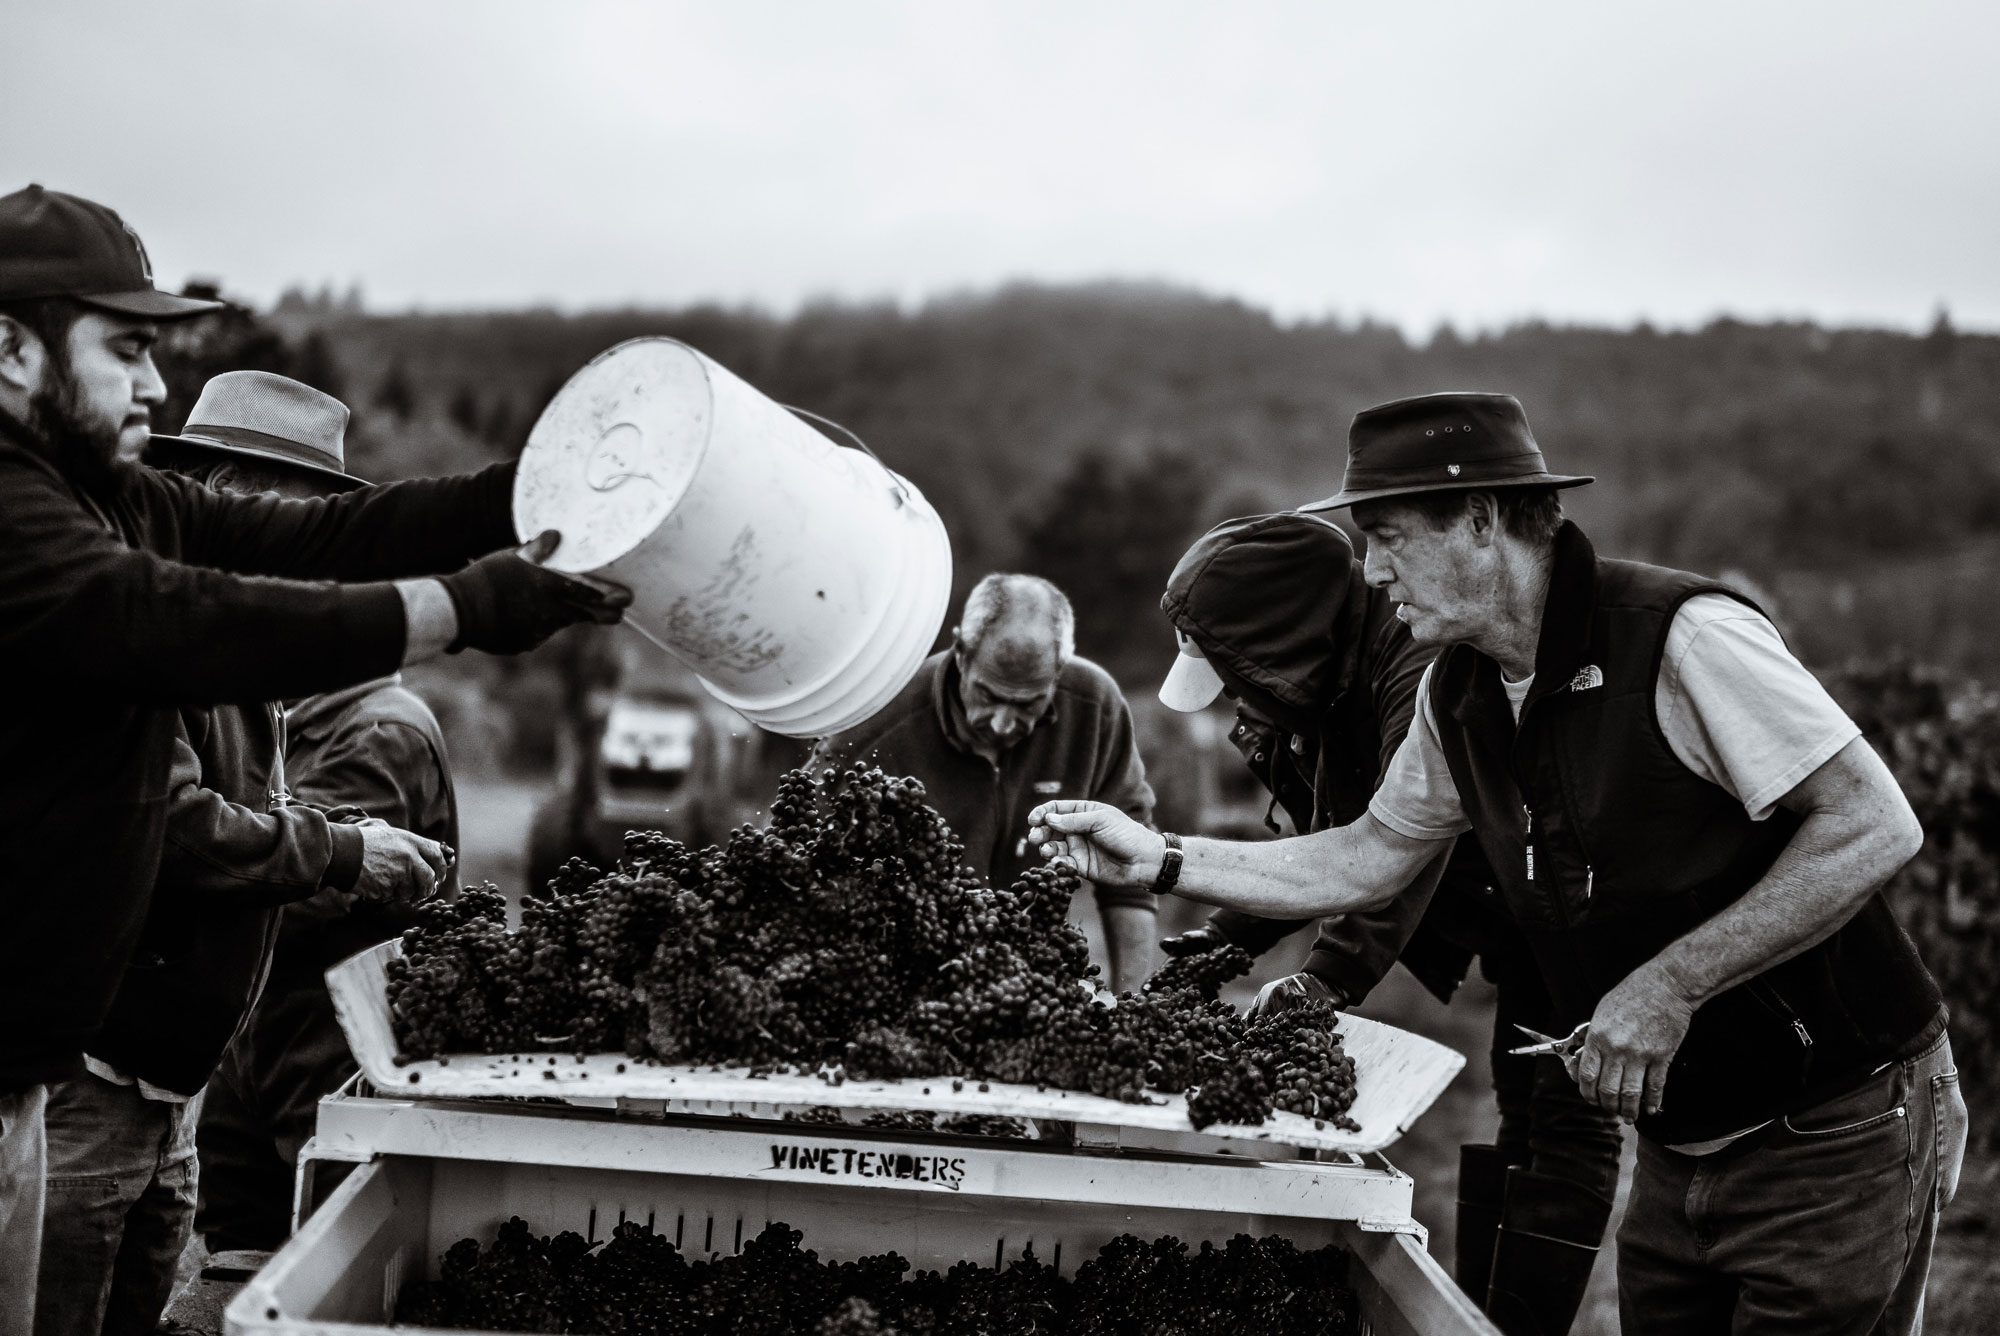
left=1367, top=662, right=1475, bottom=840
left=1656, top=594, right=1861, bottom=821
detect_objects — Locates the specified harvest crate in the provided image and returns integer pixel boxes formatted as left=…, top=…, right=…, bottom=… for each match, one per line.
left=330, top=941, right=1466, bottom=1155
left=228, top=1095, right=1498, bottom=1335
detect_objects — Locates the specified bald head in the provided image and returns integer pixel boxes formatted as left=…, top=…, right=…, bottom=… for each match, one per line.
left=952, top=574, right=1075, bottom=752
left=961, top=573, right=1073, bottom=667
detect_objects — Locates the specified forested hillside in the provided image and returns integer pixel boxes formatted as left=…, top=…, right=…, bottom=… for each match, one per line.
left=161, top=283, right=2000, bottom=680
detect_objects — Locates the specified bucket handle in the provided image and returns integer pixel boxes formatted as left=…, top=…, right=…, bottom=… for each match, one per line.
left=781, top=404, right=908, bottom=509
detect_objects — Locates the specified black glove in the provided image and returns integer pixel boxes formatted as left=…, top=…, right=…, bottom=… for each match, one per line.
left=1246, top=971, right=1347, bottom=1022
left=440, top=530, right=631, bottom=655
left=1159, top=924, right=1232, bottom=958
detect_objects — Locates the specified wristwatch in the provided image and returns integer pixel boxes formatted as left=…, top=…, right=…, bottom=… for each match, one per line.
left=1150, top=831, right=1184, bottom=896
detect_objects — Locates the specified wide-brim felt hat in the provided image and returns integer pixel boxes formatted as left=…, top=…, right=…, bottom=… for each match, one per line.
left=150, top=370, right=366, bottom=491
left=1301, top=391, right=1591, bottom=511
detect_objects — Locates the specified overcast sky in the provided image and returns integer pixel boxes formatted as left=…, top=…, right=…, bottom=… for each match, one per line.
left=6, top=1, right=1996, bottom=333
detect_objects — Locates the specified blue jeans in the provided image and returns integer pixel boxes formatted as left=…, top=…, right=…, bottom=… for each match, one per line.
left=34, top=1074, right=203, bottom=1336
left=0, top=1086, right=48, bottom=1336
left=1617, top=1030, right=1967, bottom=1335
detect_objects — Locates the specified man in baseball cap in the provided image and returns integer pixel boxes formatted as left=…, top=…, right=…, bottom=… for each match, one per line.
left=0, top=185, right=224, bottom=501
left=0, top=187, right=628, bottom=1336
left=1033, top=391, right=1961, bottom=1335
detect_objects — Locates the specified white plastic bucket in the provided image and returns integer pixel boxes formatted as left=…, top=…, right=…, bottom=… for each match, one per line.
left=512, top=337, right=952, bottom=738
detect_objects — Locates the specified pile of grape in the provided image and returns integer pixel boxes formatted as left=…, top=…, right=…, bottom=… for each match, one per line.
left=396, top=1216, right=1361, bottom=1335
left=386, top=766, right=1359, bottom=1131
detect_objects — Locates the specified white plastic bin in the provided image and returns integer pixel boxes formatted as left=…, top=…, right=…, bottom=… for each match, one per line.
left=229, top=1091, right=1497, bottom=1335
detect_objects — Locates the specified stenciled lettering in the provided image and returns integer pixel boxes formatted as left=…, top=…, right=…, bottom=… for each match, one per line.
left=765, top=1143, right=968, bottom=1191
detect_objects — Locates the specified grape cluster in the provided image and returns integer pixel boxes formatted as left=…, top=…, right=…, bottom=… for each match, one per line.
left=386, top=886, right=530, bottom=1054
left=1242, top=1002, right=1361, bottom=1129
left=397, top=1217, right=1360, bottom=1335
left=387, top=766, right=1361, bottom=1130
left=1144, top=934, right=1255, bottom=1000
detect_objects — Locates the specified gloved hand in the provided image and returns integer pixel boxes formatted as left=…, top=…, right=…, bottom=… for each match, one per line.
left=440, top=530, right=632, bottom=655
left=1247, top=971, right=1346, bottom=1022
left=1159, top=925, right=1231, bottom=958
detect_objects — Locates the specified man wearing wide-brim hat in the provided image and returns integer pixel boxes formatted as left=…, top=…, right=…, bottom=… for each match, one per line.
left=1032, top=392, right=1965, bottom=1335
left=148, top=369, right=373, bottom=494
left=36, top=372, right=461, bottom=1335
left=158, top=375, right=464, bottom=1269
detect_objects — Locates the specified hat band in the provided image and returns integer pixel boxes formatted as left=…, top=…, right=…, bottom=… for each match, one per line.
left=176, top=421, right=345, bottom=475
left=1341, top=449, right=1551, bottom=490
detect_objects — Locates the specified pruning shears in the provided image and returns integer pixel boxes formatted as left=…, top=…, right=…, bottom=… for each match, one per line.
left=1508, top=1022, right=1591, bottom=1058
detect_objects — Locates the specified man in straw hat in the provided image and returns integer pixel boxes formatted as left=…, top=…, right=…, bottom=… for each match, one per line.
left=0, top=184, right=627, bottom=1334
left=1032, top=393, right=1965, bottom=1335
left=1153, top=510, right=1621, bottom=1334
left=31, top=372, right=459, bottom=1334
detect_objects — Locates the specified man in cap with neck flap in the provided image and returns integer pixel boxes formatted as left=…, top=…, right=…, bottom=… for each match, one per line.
left=1033, top=392, right=1964, bottom=1335
left=0, top=185, right=628, bottom=1334
left=1156, top=510, right=1621, bottom=1333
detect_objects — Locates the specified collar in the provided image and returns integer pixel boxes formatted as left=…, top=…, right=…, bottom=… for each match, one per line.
left=1448, top=521, right=1599, bottom=729
left=931, top=654, right=1059, bottom=759
left=1521, top=521, right=1599, bottom=715
left=286, top=673, right=403, bottom=742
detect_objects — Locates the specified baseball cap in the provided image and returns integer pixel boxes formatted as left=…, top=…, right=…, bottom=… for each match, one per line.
left=1159, top=629, right=1228, bottom=712
left=0, top=184, right=222, bottom=319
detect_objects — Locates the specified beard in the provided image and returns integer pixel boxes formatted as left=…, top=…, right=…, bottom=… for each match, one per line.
left=24, top=359, right=139, bottom=502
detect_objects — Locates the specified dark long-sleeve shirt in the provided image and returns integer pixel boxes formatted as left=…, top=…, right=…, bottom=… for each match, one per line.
left=158, top=710, right=363, bottom=908
left=88, top=702, right=357, bottom=1095
left=0, top=414, right=514, bottom=1091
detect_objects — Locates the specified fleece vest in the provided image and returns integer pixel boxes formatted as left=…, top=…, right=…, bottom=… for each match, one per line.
left=1430, top=524, right=1943, bottom=1144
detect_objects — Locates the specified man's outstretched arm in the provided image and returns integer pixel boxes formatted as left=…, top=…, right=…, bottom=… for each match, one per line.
left=1026, top=800, right=1448, bottom=919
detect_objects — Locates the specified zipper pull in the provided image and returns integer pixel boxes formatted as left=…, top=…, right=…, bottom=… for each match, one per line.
left=1523, top=805, right=1535, bottom=882
left=1792, top=1019, right=1812, bottom=1047
left=1583, top=866, right=1594, bottom=901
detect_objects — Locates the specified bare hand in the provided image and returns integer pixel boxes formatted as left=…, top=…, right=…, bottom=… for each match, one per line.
left=354, top=823, right=451, bottom=904
left=1026, top=800, right=1162, bottom=887
left=1248, top=972, right=1344, bottom=1022
left=1574, top=962, right=1697, bottom=1122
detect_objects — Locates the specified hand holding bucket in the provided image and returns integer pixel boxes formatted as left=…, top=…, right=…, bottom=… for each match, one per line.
left=440, top=529, right=633, bottom=654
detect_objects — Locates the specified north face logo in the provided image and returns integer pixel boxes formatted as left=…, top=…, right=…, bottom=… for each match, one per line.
left=1568, top=665, right=1604, bottom=692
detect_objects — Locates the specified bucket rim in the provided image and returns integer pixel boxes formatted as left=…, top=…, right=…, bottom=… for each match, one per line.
left=511, top=337, right=718, bottom=575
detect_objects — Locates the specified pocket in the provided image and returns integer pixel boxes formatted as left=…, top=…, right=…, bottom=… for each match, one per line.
left=1932, top=1070, right=1968, bottom=1208
left=1782, top=1067, right=1906, bottom=1139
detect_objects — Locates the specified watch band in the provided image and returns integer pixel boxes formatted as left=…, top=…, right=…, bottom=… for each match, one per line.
left=1150, top=831, right=1184, bottom=896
